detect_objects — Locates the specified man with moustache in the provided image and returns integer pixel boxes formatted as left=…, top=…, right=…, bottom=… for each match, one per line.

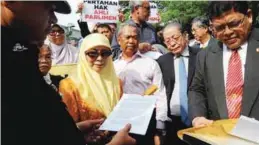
left=111, top=0, right=160, bottom=60
left=157, top=20, right=200, bottom=145
left=1, top=1, right=136, bottom=145
left=114, top=23, right=168, bottom=145
left=189, top=1, right=259, bottom=128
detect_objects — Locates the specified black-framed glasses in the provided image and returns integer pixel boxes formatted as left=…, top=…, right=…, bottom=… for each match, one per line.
left=210, top=15, right=246, bottom=34
left=85, top=50, right=112, bottom=59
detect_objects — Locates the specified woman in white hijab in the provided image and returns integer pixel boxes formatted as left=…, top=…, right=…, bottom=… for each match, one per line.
left=47, top=24, right=78, bottom=65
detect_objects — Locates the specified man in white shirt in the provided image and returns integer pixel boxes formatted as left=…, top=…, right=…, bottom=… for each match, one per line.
left=114, top=23, right=168, bottom=145
left=189, top=1, right=259, bottom=128
left=157, top=20, right=200, bottom=145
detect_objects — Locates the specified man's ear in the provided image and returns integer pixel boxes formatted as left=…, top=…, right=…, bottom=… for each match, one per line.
left=246, top=9, right=253, bottom=25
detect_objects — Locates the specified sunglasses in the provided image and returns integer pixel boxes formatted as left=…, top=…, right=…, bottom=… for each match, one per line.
left=49, top=29, right=65, bottom=36
left=85, top=50, right=112, bottom=59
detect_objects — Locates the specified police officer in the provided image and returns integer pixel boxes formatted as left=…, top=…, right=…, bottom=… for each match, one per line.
left=1, top=1, right=135, bottom=145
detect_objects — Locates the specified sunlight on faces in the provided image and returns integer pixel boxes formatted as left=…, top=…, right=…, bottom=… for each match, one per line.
left=118, top=26, right=139, bottom=56
left=191, top=22, right=208, bottom=42
left=48, top=25, right=65, bottom=45
left=210, top=9, right=252, bottom=49
left=85, top=46, right=112, bottom=73
left=163, top=26, right=187, bottom=55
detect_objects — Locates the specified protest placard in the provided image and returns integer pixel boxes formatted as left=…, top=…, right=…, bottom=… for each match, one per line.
left=82, top=0, right=119, bottom=23
left=148, top=2, right=161, bottom=24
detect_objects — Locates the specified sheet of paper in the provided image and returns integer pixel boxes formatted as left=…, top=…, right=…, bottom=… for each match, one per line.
left=229, top=115, right=259, bottom=144
left=99, top=94, right=157, bottom=135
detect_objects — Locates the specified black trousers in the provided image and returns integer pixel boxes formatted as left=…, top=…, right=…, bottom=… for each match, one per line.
left=165, top=115, right=189, bottom=145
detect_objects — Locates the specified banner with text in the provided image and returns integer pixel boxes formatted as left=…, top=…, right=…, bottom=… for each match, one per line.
left=148, top=2, right=161, bottom=24
left=82, top=0, right=119, bottom=23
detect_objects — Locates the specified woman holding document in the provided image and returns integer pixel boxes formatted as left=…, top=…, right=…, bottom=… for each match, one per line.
left=59, top=33, right=122, bottom=144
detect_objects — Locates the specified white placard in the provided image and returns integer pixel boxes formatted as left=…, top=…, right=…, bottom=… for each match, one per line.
left=99, top=94, right=157, bottom=135
left=148, top=2, right=161, bottom=24
left=82, top=0, right=119, bottom=23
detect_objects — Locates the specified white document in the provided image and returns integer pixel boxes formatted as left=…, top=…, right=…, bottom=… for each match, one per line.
left=99, top=94, right=157, bottom=135
left=229, top=115, right=259, bottom=144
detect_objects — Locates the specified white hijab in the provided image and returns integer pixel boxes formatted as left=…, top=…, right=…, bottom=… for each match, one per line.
left=45, top=39, right=79, bottom=65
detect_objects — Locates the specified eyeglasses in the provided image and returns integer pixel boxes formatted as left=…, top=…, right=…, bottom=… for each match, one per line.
left=85, top=50, right=112, bottom=59
left=191, top=26, right=205, bottom=34
left=210, top=16, right=246, bottom=34
left=164, top=34, right=182, bottom=44
left=49, top=29, right=65, bottom=36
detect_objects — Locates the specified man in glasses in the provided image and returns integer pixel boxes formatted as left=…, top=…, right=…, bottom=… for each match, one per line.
left=191, top=16, right=217, bottom=49
left=156, top=20, right=200, bottom=145
left=111, top=0, right=160, bottom=60
left=189, top=1, right=259, bottom=128
left=1, top=1, right=135, bottom=145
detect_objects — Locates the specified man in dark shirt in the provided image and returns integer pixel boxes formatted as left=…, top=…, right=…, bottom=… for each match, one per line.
left=111, top=0, right=160, bottom=60
left=1, top=1, right=135, bottom=145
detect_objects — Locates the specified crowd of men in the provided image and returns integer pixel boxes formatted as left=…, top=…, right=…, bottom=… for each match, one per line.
left=2, top=1, right=259, bottom=145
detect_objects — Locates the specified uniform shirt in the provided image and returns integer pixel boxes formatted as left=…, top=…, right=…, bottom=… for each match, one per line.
left=2, top=26, right=85, bottom=145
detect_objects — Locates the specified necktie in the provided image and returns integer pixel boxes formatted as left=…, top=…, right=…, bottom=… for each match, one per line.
left=178, top=56, right=191, bottom=126
left=226, top=50, right=243, bottom=119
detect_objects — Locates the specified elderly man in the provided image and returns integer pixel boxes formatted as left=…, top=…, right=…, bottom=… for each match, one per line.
left=111, top=0, right=160, bottom=60
left=1, top=1, right=135, bottom=145
left=157, top=20, right=200, bottom=145
left=38, top=44, right=64, bottom=92
left=114, top=23, right=168, bottom=145
left=191, top=16, right=217, bottom=49
left=189, top=1, right=259, bottom=128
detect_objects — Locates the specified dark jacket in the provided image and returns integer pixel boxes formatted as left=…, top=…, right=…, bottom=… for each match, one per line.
left=2, top=26, right=85, bottom=145
left=157, top=47, right=200, bottom=118
left=188, top=28, right=259, bottom=121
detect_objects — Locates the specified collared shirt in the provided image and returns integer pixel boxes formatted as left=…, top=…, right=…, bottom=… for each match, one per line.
left=43, top=73, right=59, bottom=92
left=43, top=73, right=52, bottom=85
left=114, top=52, right=168, bottom=128
left=200, top=38, right=210, bottom=49
left=170, top=47, right=189, bottom=116
left=111, top=19, right=159, bottom=60
left=223, top=42, right=247, bottom=87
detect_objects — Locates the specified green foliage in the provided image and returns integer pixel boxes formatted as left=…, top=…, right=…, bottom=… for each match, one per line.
left=117, top=1, right=259, bottom=28
left=158, top=1, right=209, bottom=24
